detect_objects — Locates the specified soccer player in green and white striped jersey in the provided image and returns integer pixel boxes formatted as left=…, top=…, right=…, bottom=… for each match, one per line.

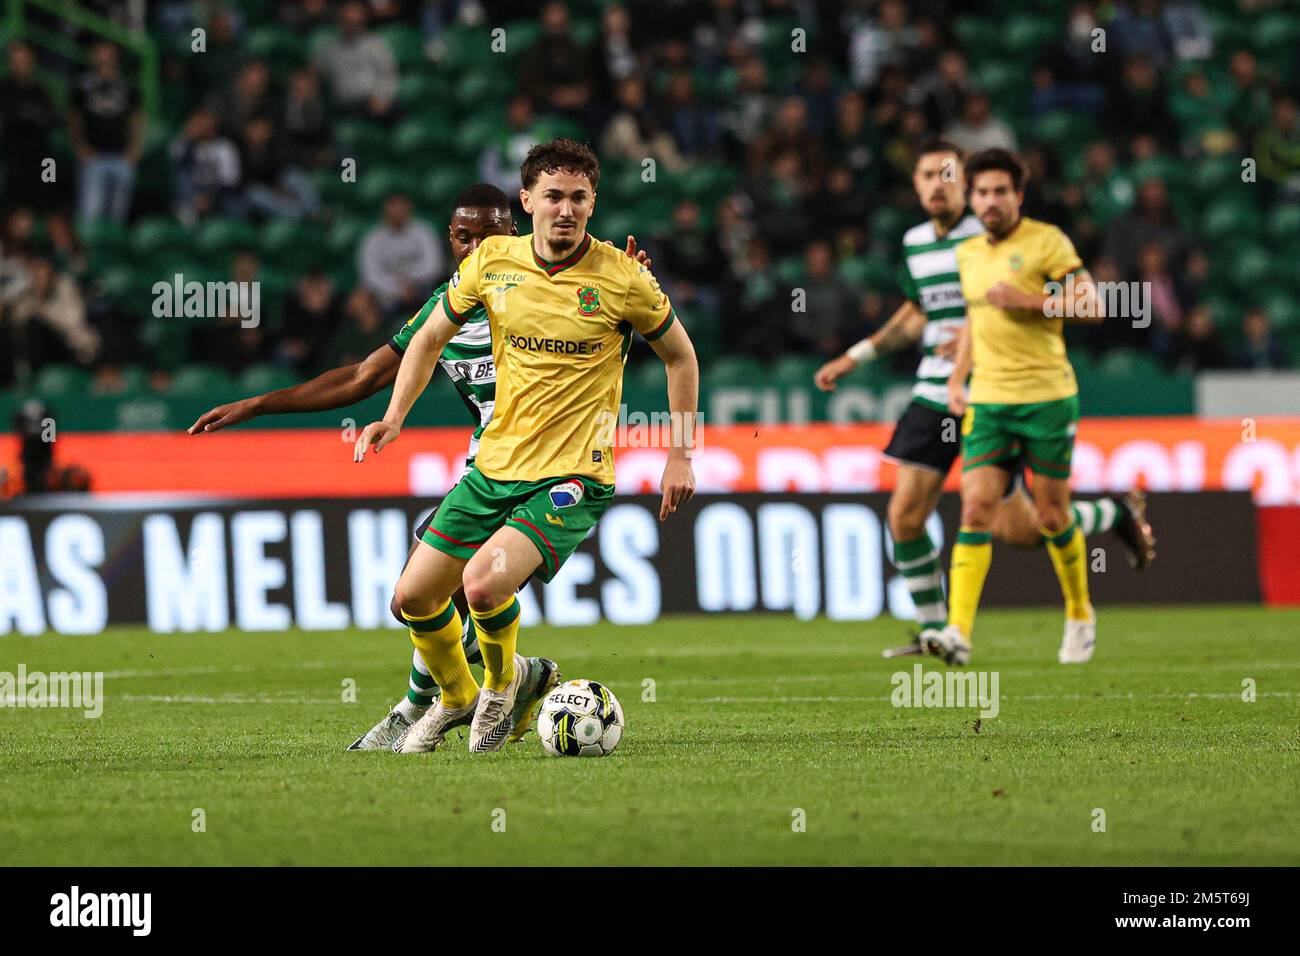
left=815, top=142, right=1154, bottom=655
left=189, top=183, right=654, bottom=747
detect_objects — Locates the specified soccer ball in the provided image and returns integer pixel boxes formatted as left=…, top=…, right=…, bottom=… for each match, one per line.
left=536, top=679, right=624, bottom=757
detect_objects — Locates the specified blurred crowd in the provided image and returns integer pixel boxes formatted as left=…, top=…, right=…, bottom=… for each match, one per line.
left=2, top=0, right=1298, bottom=398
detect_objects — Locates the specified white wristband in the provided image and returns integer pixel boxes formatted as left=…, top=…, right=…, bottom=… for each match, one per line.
left=846, top=339, right=878, bottom=365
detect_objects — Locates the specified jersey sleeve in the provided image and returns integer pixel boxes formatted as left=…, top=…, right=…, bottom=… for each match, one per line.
left=625, top=263, right=676, bottom=341
left=389, top=288, right=445, bottom=354
left=1041, top=226, right=1084, bottom=282
left=443, top=242, right=486, bottom=324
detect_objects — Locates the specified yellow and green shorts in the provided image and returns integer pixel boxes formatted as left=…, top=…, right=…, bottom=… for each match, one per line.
left=961, top=395, right=1079, bottom=480
left=421, top=465, right=614, bottom=583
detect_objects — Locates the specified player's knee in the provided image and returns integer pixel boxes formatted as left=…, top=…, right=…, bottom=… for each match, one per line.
left=888, top=499, right=928, bottom=543
left=389, top=592, right=406, bottom=628
left=1037, top=501, right=1070, bottom=534
left=392, top=578, right=434, bottom=620
left=960, top=497, right=997, bottom=531
left=461, top=565, right=506, bottom=613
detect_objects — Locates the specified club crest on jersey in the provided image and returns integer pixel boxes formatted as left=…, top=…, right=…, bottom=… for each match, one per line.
left=549, top=480, right=584, bottom=509
left=1008, top=254, right=1023, bottom=272
left=577, top=286, right=600, bottom=316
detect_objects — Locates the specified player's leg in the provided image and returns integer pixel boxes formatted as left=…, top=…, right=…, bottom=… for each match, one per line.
left=887, top=465, right=947, bottom=641
left=992, top=480, right=1155, bottom=569
left=1020, top=396, right=1096, bottom=663
left=463, top=476, right=614, bottom=752
left=936, top=402, right=1017, bottom=664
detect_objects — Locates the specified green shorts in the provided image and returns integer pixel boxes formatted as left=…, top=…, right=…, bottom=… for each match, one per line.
left=961, top=395, right=1079, bottom=479
left=422, top=465, right=615, bottom=583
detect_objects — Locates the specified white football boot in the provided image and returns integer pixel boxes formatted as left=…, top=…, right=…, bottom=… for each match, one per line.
left=469, top=653, right=530, bottom=753
left=506, top=657, right=561, bottom=744
left=392, top=694, right=478, bottom=753
left=348, top=706, right=422, bottom=751
left=1058, top=613, right=1097, bottom=664
left=931, top=624, right=972, bottom=666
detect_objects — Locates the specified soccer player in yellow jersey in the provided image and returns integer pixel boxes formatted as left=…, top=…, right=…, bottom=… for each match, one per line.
left=934, top=148, right=1104, bottom=666
left=353, top=139, right=699, bottom=752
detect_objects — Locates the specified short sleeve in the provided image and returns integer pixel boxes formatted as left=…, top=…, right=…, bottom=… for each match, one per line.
left=1041, top=226, right=1084, bottom=283
left=897, top=259, right=919, bottom=302
left=443, top=243, right=485, bottom=325
left=626, top=263, right=675, bottom=341
left=390, top=290, right=442, bottom=354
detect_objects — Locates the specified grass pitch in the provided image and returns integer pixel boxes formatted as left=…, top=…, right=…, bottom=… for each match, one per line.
left=2, top=607, right=1297, bottom=866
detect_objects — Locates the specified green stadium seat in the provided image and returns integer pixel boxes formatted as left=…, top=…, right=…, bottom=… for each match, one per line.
left=1188, top=156, right=1244, bottom=199
left=837, top=255, right=896, bottom=293
left=1263, top=294, right=1300, bottom=334
left=398, top=72, right=449, bottom=107
left=775, top=256, right=805, bottom=288
left=169, top=365, right=234, bottom=397
left=333, top=119, right=391, bottom=162
left=440, top=25, right=500, bottom=71
left=243, top=25, right=304, bottom=71
left=130, top=217, right=190, bottom=262
left=1225, top=245, right=1274, bottom=292
left=708, top=356, right=765, bottom=386
left=391, top=116, right=445, bottom=160
left=1204, top=8, right=1250, bottom=49
left=451, top=70, right=512, bottom=108
left=676, top=162, right=739, bottom=203
left=327, top=217, right=371, bottom=259
left=1033, top=111, right=1098, bottom=155
left=629, top=358, right=666, bottom=391
left=94, top=264, right=139, bottom=303
left=771, top=355, right=818, bottom=387
left=870, top=206, right=910, bottom=251
left=953, top=16, right=1001, bottom=51
left=115, top=365, right=152, bottom=395
left=420, top=166, right=474, bottom=213
left=1001, top=16, right=1059, bottom=58
left=500, top=19, right=541, bottom=58
left=591, top=211, right=636, bottom=246
left=258, top=219, right=323, bottom=271
left=453, top=115, right=504, bottom=161
left=1253, top=12, right=1300, bottom=52
left=378, top=24, right=427, bottom=70
left=1199, top=199, right=1263, bottom=244
left=34, top=364, right=90, bottom=398
left=357, top=164, right=414, bottom=207
left=194, top=218, right=258, bottom=258
left=1266, top=203, right=1300, bottom=243
left=237, top=364, right=299, bottom=394
left=79, top=219, right=129, bottom=255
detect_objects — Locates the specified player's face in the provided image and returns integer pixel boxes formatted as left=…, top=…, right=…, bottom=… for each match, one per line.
left=520, top=170, right=595, bottom=254
left=969, top=170, right=1023, bottom=237
left=913, top=151, right=965, bottom=219
left=447, top=207, right=515, bottom=265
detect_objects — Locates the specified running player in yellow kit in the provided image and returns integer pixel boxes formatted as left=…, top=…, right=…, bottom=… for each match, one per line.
left=353, top=139, right=698, bottom=752
left=935, top=148, right=1104, bottom=666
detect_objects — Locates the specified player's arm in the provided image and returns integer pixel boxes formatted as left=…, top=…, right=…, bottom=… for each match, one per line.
left=813, top=299, right=926, bottom=391
left=647, top=319, right=698, bottom=521
left=985, top=269, right=1103, bottom=324
left=352, top=300, right=460, bottom=460
left=188, top=346, right=399, bottom=433
left=946, top=320, right=972, bottom=417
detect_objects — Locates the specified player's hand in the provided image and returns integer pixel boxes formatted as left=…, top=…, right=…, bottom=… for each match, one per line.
left=947, top=378, right=968, bottom=418
left=188, top=399, right=256, bottom=434
left=659, top=456, right=695, bottom=521
left=607, top=235, right=653, bottom=270
left=814, top=354, right=855, bottom=392
left=985, top=282, right=1021, bottom=310
left=354, top=421, right=399, bottom=462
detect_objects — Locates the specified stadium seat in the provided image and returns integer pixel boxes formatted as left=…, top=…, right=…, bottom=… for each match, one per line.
left=676, top=162, right=740, bottom=203
left=870, top=206, right=911, bottom=252
left=771, top=355, right=818, bottom=386
left=258, top=219, right=323, bottom=272
left=1199, top=199, right=1263, bottom=244
left=1033, top=111, right=1098, bottom=156
left=1266, top=203, right=1300, bottom=243
left=243, top=25, right=303, bottom=77
left=194, top=219, right=258, bottom=259
left=168, top=365, right=234, bottom=397
left=1224, top=246, right=1274, bottom=292
left=708, top=356, right=765, bottom=386
left=378, top=24, right=427, bottom=70
left=952, top=16, right=1001, bottom=52
left=333, top=119, right=391, bottom=162
left=1188, top=156, right=1244, bottom=200
left=837, top=255, right=895, bottom=293
left=776, top=256, right=805, bottom=287
left=79, top=219, right=129, bottom=256
left=397, top=72, right=449, bottom=108
left=130, top=217, right=191, bottom=262
left=326, top=217, right=371, bottom=259
left=1000, top=16, right=1059, bottom=58
left=33, top=364, right=90, bottom=398
left=453, top=115, right=504, bottom=161
left=1264, top=294, right=1300, bottom=334
left=500, top=19, right=541, bottom=58
left=237, top=364, right=299, bottom=394
left=391, top=116, right=446, bottom=160
left=357, top=165, right=414, bottom=207
left=420, top=166, right=474, bottom=213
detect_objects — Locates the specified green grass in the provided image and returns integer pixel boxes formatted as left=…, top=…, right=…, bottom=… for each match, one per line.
left=2, top=607, right=1298, bottom=866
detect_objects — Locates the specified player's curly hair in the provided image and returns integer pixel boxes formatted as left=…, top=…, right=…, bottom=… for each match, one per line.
left=964, top=148, right=1027, bottom=191
left=450, top=182, right=511, bottom=217
left=520, top=138, right=601, bottom=191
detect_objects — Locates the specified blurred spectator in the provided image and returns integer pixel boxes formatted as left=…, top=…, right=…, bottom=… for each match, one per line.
left=1103, top=178, right=1186, bottom=277
left=197, top=252, right=273, bottom=374
left=848, top=0, right=916, bottom=88
left=663, top=71, right=721, bottom=158
left=279, top=270, right=341, bottom=371
left=1163, top=0, right=1214, bottom=61
left=749, top=150, right=815, bottom=256
left=2, top=256, right=99, bottom=379
left=828, top=91, right=883, bottom=193
left=0, top=208, right=37, bottom=300
left=68, top=42, right=144, bottom=223
left=1237, top=308, right=1289, bottom=370
left=752, top=96, right=824, bottom=181
left=1102, top=55, right=1176, bottom=147
left=792, top=59, right=839, bottom=139
left=721, top=55, right=773, bottom=164
left=313, top=1, right=399, bottom=122
left=726, top=237, right=784, bottom=360
left=944, top=93, right=1016, bottom=154
left=1108, top=0, right=1176, bottom=69
left=480, top=94, right=547, bottom=197
left=321, top=286, right=386, bottom=368
left=601, top=77, right=685, bottom=172
left=1140, top=244, right=1191, bottom=361
left=1255, top=95, right=1300, bottom=201
left=170, top=106, right=242, bottom=225
left=358, top=193, right=443, bottom=317
left=1, top=42, right=60, bottom=213
left=797, top=240, right=860, bottom=355
left=654, top=199, right=724, bottom=319
left=239, top=115, right=320, bottom=221
left=591, top=4, right=640, bottom=92
left=1079, top=142, right=1135, bottom=229
left=282, top=68, right=333, bottom=170
left=1224, top=51, right=1270, bottom=141
left=813, top=167, right=872, bottom=250
left=213, top=60, right=274, bottom=138
left=1173, top=305, right=1231, bottom=371
left=519, top=2, right=594, bottom=123
left=916, top=49, right=970, bottom=132
left=187, top=6, right=243, bottom=100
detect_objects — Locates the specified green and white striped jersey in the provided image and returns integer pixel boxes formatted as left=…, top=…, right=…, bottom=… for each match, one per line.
left=897, top=212, right=984, bottom=411
left=389, top=281, right=494, bottom=466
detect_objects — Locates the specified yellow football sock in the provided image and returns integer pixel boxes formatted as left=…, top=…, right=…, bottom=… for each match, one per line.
left=1044, top=521, right=1093, bottom=621
left=947, top=528, right=993, bottom=640
left=470, top=596, right=520, bottom=692
left=403, top=601, right=479, bottom=709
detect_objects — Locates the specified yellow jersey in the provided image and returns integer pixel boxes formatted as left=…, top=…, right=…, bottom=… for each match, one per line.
left=955, top=216, right=1085, bottom=404
left=443, top=232, right=675, bottom=484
